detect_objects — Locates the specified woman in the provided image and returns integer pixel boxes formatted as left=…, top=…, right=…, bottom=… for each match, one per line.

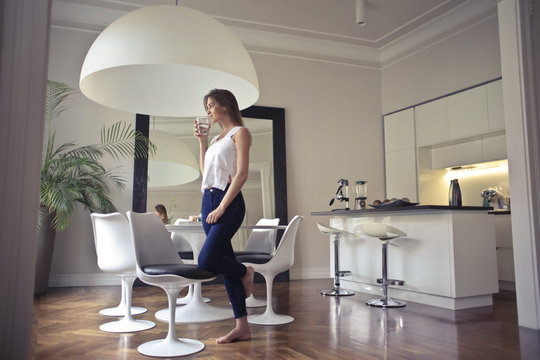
left=194, top=89, right=255, bottom=344
left=154, top=204, right=168, bottom=225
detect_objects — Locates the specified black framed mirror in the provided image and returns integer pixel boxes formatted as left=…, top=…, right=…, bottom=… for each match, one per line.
left=132, top=105, right=288, bottom=225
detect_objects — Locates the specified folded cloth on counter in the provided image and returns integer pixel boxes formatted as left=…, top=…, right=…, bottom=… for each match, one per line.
left=370, top=199, right=419, bottom=208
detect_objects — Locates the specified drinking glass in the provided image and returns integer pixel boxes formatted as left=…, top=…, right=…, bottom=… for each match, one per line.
left=196, top=116, right=210, bottom=135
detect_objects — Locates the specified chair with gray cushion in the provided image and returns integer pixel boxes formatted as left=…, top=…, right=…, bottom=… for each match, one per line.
left=90, top=212, right=155, bottom=333
left=238, top=215, right=303, bottom=325
left=127, top=211, right=216, bottom=357
left=235, top=218, right=280, bottom=307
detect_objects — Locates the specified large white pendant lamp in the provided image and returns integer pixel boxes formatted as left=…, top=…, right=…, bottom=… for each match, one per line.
left=148, top=130, right=200, bottom=188
left=80, top=5, right=259, bottom=117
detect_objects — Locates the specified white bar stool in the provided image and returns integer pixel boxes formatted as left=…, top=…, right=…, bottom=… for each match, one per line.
left=355, top=222, right=407, bottom=308
left=317, top=223, right=360, bottom=297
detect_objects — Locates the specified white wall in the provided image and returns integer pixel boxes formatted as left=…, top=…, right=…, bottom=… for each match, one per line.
left=381, top=15, right=501, bottom=114
left=46, top=24, right=383, bottom=283
left=251, top=53, right=383, bottom=279
left=47, top=27, right=135, bottom=284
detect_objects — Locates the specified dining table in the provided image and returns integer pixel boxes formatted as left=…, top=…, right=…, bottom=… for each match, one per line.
left=157, top=222, right=287, bottom=323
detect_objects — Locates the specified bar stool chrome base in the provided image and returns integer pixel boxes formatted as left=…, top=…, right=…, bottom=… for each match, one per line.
left=321, top=269, right=354, bottom=296
left=366, top=296, right=406, bottom=308
left=321, top=288, right=355, bottom=296
left=317, top=224, right=361, bottom=298
left=355, top=222, right=409, bottom=309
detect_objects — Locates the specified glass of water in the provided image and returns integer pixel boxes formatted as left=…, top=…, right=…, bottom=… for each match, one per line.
left=196, top=116, right=210, bottom=135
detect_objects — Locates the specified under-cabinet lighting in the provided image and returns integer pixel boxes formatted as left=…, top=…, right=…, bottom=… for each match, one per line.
left=445, top=160, right=508, bottom=180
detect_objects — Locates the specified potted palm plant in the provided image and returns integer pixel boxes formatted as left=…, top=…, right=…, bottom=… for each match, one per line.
left=35, top=80, right=154, bottom=294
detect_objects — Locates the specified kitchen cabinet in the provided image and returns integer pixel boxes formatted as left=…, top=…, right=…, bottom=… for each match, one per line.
left=315, top=207, right=499, bottom=310
left=493, top=213, right=515, bottom=289
left=415, top=79, right=504, bottom=146
left=487, top=80, right=505, bottom=131
left=430, top=134, right=507, bottom=169
left=482, top=134, right=507, bottom=162
left=384, top=108, right=415, bottom=152
left=384, top=109, right=418, bottom=201
left=415, top=97, right=448, bottom=147
left=385, top=148, right=417, bottom=200
left=448, top=86, right=489, bottom=139
left=431, top=140, right=483, bottom=169
left=384, top=79, right=507, bottom=201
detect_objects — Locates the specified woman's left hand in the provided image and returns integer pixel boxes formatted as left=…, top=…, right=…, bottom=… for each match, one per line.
left=206, top=207, right=225, bottom=224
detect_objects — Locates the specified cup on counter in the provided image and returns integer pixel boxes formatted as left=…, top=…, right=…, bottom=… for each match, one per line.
left=196, top=116, right=210, bottom=135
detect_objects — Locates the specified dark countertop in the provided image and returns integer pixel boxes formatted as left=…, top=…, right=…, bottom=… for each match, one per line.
left=488, top=210, right=511, bottom=215
left=311, top=205, right=493, bottom=216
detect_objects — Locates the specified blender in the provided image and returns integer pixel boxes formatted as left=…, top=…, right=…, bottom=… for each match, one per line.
left=355, top=180, right=367, bottom=210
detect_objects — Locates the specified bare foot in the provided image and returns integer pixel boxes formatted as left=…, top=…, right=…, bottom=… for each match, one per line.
left=241, top=266, right=255, bottom=298
left=216, top=317, right=251, bottom=344
left=216, top=327, right=251, bottom=344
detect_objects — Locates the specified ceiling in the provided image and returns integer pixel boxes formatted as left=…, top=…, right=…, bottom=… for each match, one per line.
left=53, top=0, right=476, bottom=48
left=50, top=0, right=496, bottom=134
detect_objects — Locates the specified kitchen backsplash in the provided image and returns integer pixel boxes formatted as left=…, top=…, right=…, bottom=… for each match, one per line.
left=418, top=159, right=509, bottom=207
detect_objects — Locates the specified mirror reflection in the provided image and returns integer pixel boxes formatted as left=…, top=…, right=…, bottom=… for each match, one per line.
left=146, top=116, right=275, bottom=249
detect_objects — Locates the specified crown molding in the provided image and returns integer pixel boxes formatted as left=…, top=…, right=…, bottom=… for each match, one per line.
left=50, top=0, right=498, bottom=70
left=228, top=25, right=380, bottom=68
left=379, top=0, right=498, bottom=67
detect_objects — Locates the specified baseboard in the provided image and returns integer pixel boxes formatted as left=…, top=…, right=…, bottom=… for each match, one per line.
left=498, top=280, right=516, bottom=291
left=290, top=267, right=330, bottom=280
left=49, top=268, right=333, bottom=287
left=48, top=272, right=120, bottom=287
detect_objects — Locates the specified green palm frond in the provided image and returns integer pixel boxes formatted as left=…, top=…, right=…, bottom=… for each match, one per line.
left=40, top=81, right=154, bottom=232
left=101, top=121, right=156, bottom=159
left=45, top=81, right=75, bottom=125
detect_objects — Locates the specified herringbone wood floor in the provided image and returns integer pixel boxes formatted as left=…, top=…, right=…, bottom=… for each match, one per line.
left=32, top=279, right=540, bottom=359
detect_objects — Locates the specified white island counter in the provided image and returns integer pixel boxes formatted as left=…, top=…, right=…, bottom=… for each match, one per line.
left=312, top=206, right=498, bottom=310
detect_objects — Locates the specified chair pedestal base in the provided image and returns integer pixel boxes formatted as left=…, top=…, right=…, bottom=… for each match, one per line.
left=321, top=288, right=354, bottom=297
left=99, top=306, right=147, bottom=317
left=99, top=318, right=155, bottom=333
left=137, top=337, right=204, bottom=357
left=248, top=312, right=294, bottom=325
left=366, top=297, right=406, bottom=308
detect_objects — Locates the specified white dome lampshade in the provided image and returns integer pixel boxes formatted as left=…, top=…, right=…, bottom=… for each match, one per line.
left=80, top=5, right=259, bottom=117
left=148, top=130, right=200, bottom=188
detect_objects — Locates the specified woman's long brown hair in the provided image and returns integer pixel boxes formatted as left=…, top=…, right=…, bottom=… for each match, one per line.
left=203, top=89, right=244, bottom=126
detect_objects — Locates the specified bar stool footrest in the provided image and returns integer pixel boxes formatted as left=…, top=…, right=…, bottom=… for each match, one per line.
left=337, top=270, right=352, bottom=277
left=376, top=278, right=405, bottom=286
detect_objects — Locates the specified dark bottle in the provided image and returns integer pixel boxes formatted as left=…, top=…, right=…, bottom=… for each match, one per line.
left=449, top=179, right=462, bottom=206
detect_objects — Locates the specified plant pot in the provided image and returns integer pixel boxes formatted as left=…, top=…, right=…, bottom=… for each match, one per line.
left=34, top=207, right=56, bottom=295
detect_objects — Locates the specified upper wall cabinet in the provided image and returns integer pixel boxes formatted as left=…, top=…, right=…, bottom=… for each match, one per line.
left=486, top=80, right=505, bottom=130
left=415, top=79, right=504, bottom=147
left=415, top=97, right=448, bottom=147
left=448, top=86, right=489, bottom=139
left=384, top=79, right=506, bottom=198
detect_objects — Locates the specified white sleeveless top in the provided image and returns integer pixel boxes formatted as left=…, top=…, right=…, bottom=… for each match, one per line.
left=201, top=126, right=246, bottom=192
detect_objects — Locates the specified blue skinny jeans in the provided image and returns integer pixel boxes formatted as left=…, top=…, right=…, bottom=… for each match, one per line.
left=199, top=186, right=247, bottom=318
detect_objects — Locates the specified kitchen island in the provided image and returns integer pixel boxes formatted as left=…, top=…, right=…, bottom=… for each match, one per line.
left=312, top=206, right=498, bottom=310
